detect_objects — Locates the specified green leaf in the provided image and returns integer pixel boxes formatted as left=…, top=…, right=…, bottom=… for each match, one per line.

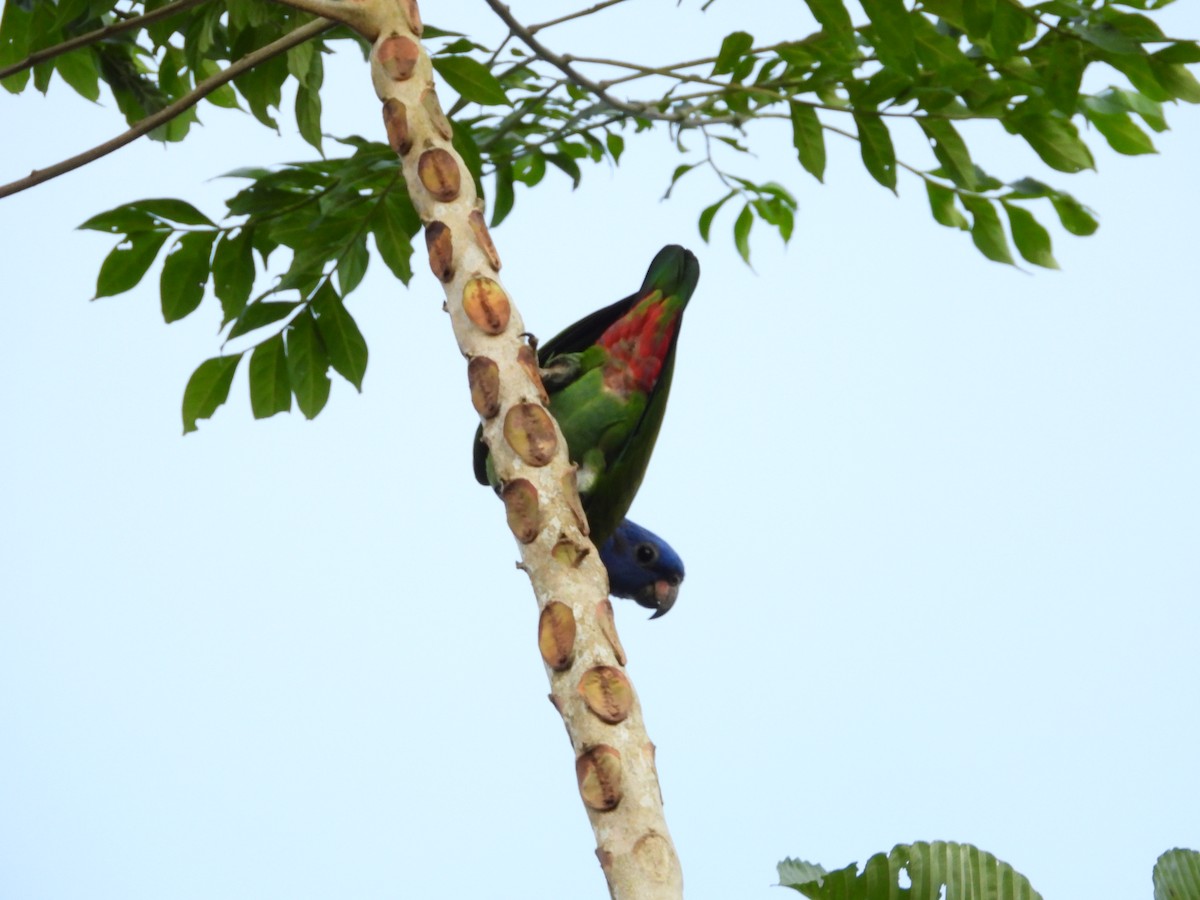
left=1043, top=36, right=1085, bottom=113
left=1082, top=105, right=1156, bottom=155
left=336, top=233, right=369, bottom=295
left=78, top=206, right=161, bottom=234
left=733, top=203, right=753, bottom=263
left=491, top=159, right=515, bottom=227
left=789, top=102, right=825, bottom=182
left=213, top=229, right=256, bottom=323
left=987, top=0, right=1027, bottom=58
left=160, top=231, right=216, bottom=323
left=295, top=83, right=323, bottom=153
left=925, top=181, right=969, bottom=230
left=1154, top=42, right=1200, bottom=66
left=860, top=0, right=916, bottom=75
left=371, top=192, right=416, bottom=284
left=286, top=309, right=331, bottom=419
left=918, top=119, right=975, bottom=189
left=606, top=132, right=625, bottom=163
left=312, top=285, right=368, bottom=392
left=963, top=0, right=996, bottom=39
left=452, top=121, right=485, bottom=199
left=94, top=231, right=170, bottom=299
left=698, top=191, right=735, bottom=243
left=1011, top=112, right=1095, bottom=173
left=133, top=198, right=215, bottom=227
left=512, top=151, right=546, bottom=187
left=55, top=48, right=100, bottom=101
left=713, top=31, right=754, bottom=76
left=228, top=300, right=299, bottom=340
left=1154, top=849, right=1200, bottom=900
left=779, top=842, right=1043, bottom=900
left=248, top=334, right=291, bottom=419
left=961, top=195, right=1014, bottom=264
left=1002, top=201, right=1058, bottom=269
left=854, top=113, right=897, bottom=192
left=1148, top=57, right=1200, bottom=103
left=432, top=55, right=509, bottom=106
left=803, top=0, right=856, bottom=53
left=1049, top=193, right=1099, bottom=236
left=182, top=354, right=241, bottom=434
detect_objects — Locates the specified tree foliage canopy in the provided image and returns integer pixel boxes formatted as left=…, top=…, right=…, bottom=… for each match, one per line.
left=2, top=0, right=1196, bottom=431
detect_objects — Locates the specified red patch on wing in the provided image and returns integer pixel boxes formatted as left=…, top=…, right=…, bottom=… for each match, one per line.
left=597, top=296, right=678, bottom=397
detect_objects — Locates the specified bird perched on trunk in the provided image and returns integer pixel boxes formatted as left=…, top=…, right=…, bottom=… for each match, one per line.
left=474, top=244, right=700, bottom=548
left=600, top=519, right=685, bottom=618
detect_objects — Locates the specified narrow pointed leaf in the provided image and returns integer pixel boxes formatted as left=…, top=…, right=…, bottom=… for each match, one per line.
left=132, top=198, right=215, bottom=227
left=962, top=196, right=1014, bottom=264
left=432, top=55, right=509, bottom=106
left=1002, top=202, right=1058, bottom=269
left=312, top=285, right=368, bottom=392
left=1011, top=113, right=1095, bottom=173
left=286, top=309, right=331, bottom=419
left=1154, top=849, right=1200, bottom=900
left=94, top=231, right=170, bottom=299
left=789, top=102, right=826, bottom=182
left=248, top=334, right=291, bottom=419
left=860, top=0, right=916, bottom=75
left=295, top=83, right=323, bottom=153
left=919, top=119, right=975, bottom=189
left=1049, top=193, right=1099, bottom=236
left=733, top=203, right=753, bottom=263
left=854, top=113, right=897, bottom=191
left=714, top=31, right=754, bottom=76
left=926, top=181, right=968, bottom=230
left=228, top=300, right=299, bottom=339
left=213, top=229, right=256, bottom=323
left=803, top=0, right=856, bottom=52
left=1082, top=107, right=1156, bottom=155
left=160, top=231, right=216, bottom=323
left=182, top=354, right=242, bottom=434
left=336, top=233, right=369, bottom=295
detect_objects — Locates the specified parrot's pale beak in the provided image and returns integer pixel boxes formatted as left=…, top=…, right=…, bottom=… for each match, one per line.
left=646, top=579, right=679, bottom=619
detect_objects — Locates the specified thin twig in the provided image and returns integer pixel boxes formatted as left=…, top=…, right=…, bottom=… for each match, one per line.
left=528, top=0, right=629, bottom=34
left=0, top=19, right=335, bottom=200
left=0, top=0, right=208, bottom=81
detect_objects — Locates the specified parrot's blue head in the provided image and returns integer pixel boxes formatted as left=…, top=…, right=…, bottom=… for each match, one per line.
left=599, top=519, right=685, bottom=619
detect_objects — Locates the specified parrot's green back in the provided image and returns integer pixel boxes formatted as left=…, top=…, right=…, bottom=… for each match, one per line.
left=474, top=245, right=699, bottom=546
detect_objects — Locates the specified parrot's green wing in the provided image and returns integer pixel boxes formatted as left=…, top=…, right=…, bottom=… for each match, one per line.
left=473, top=245, right=699, bottom=545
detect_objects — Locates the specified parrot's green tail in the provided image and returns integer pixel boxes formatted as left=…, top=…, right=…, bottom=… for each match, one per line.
left=640, top=244, right=700, bottom=301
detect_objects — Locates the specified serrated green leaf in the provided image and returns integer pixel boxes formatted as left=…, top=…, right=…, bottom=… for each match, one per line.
left=962, top=195, right=1014, bottom=264
left=182, top=354, right=241, bottom=434
left=1002, top=201, right=1058, bottom=268
left=926, top=181, right=968, bottom=230
left=779, top=842, right=1043, bottom=900
left=919, top=119, right=975, bottom=189
left=94, top=231, right=170, bottom=299
left=160, top=231, right=216, bottom=323
left=432, top=55, right=509, bottom=106
left=854, top=112, right=897, bottom=191
left=213, top=229, right=256, bottom=323
left=286, top=310, right=331, bottom=419
left=312, top=285, right=368, bottom=392
left=1154, top=849, right=1200, bottom=900
left=1049, top=193, right=1099, bottom=236
left=860, top=0, right=916, bottom=75
left=295, top=83, right=323, bottom=153
left=248, top=334, right=291, bottom=419
left=789, top=102, right=825, bottom=182
left=733, top=203, right=753, bottom=263
left=132, top=198, right=215, bottom=227
left=336, top=233, right=369, bottom=295
left=55, top=47, right=100, bottom=101
left=714, top=31, right=754, bottom=76
left=1011, top=112, right=1095, bottom=172
left=228, top=301, right=299, bottom=340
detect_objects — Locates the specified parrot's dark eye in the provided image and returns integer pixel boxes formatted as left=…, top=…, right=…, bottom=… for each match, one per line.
left=635, top=543, right=658, bottom=565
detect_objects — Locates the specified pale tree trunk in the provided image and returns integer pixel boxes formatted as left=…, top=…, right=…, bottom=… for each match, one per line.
left=271, top=1, right=684, bottom=897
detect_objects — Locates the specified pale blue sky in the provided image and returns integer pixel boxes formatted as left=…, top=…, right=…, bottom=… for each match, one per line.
left=2, top=2, right=1198, bottom=899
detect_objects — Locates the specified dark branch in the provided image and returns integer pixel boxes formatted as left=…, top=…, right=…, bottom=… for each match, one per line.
left=0, top=0, right=208, bottom=81
left=0, top=19, right=335, bottom=200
